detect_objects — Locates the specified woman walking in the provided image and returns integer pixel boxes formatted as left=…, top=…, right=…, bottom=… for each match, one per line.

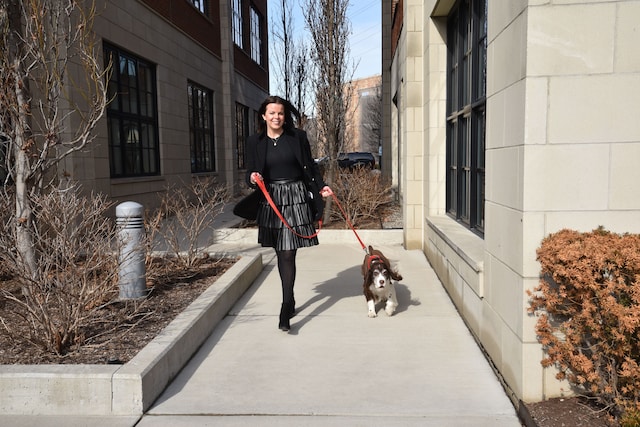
left=244, top=96, right=332, bottom=332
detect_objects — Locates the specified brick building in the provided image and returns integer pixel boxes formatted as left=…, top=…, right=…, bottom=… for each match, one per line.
left=62, top=0, right=269, bottom=209
left=345, top=75, right=382, bottom=157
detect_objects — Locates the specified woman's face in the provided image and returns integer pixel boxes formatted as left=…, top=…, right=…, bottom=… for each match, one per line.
left=262, top=103, right=285, bottom=133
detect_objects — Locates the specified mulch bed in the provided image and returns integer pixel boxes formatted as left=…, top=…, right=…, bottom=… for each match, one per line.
left=0, top=257, right=236, bottom=365
left=522, top=396, right=618, bottom=427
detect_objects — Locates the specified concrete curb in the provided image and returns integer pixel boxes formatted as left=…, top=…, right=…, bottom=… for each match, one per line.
left=214, top=227, right=404, bottom=246
left=0, top=252, right=263, bottom=416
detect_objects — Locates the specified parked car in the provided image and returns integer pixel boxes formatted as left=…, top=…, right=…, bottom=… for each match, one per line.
left=337, top=152, right=376, bottom=169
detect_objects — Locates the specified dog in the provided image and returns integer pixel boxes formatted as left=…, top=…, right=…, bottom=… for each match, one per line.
left=362, top=245, right=403, bottom=318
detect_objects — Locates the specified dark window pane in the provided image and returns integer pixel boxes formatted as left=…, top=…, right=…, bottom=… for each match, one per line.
left=236, top=103, right=248, bottom=169
left=188, top=82, right=216, bottom=173
left=104, top=44, right=159, bottom=178
left=445, top=0, right=486, bottom=235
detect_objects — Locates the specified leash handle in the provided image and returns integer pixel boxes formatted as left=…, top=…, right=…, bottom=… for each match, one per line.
left=255, top=177, right=322, bottom=239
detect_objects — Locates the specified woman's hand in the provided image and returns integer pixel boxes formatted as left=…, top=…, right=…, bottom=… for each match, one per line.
left=250, top=172, right=263, bottom=185
left=320, top=186, right=333, bottom=198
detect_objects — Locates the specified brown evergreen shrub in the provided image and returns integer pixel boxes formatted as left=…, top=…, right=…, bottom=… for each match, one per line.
left=528, top=227, right=640, bottom=422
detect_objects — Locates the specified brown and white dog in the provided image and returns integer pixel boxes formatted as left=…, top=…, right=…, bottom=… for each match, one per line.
left=362, top=245, right=403, bottom=318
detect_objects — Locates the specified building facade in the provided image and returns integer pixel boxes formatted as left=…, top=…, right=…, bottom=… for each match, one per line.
left=345, top=75, right=383, bottom=156
left=66, top=0, right=268, bottom=209
left=384, top=0, right=640, bottom=403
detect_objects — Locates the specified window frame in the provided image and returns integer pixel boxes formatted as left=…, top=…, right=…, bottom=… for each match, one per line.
left=445, top=0, right=487, bottom=236
left=250, top=6, right=263, bottom=65
left=236, top=103, right=249, bottom=169
left=189, top=0, right=208, bottom=15
left=104, top=43, right=160, bottom=179
left=188, top=81, right=216, bottom=173
left=232, top=0, right=243, bottom=48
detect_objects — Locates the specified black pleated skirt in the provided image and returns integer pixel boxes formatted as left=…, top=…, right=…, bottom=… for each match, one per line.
left=256, top=180, right=319, bottom=250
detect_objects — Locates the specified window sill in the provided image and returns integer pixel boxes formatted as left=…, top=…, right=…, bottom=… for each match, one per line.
left=111, top=176, right=165, bottom=186
left=426, top=215, right=484, bottom=273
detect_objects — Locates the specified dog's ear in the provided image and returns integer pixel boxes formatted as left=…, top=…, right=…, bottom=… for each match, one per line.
left=362, top=268, right=373, bottom=294
left=380, top=260, right=403, bottom=281
left=389, top=268, right=403, bottom=281
left=379, top=255, right=402, bottom=282
left=363, top=265, right=375, bottom=287
left=361, top=259, right=367, bottom=276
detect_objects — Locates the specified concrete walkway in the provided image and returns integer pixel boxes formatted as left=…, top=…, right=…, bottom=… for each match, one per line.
left=137, top=239, right=521, bottom=426
left=1, top=207, right=523, bottom=426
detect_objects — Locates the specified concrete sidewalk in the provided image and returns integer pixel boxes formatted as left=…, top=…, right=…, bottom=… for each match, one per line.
left=136, top=240, right=521, bottom=426
left=1, top=205, right=522, bottom=426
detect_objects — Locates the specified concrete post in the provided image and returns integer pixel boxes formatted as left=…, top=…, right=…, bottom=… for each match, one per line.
left=116, top=201, right=147, bottom=299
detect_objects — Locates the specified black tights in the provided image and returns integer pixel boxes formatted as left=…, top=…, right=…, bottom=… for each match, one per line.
left=276, top=249, right=297, bottom=306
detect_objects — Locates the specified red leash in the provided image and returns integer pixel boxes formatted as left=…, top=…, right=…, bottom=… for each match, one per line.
left=328, top=193, right=368, bottom=253
left=255, top=177, right=369, bottom=253
left=255, top=178, right=321, bottom=239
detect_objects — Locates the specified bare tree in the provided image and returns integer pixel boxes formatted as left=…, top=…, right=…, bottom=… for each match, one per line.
left=270, top=0, right=295, bottom=101
left=0, top=0, right=109, bottom=276
left=270, top=0, right=312, bottom=125
left=291, top=41, right=312, bottom=127
left=303, top=0, right=355, bottom=222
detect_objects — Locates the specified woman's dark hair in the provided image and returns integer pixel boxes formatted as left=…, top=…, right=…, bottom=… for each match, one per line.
left=257, top=96, right=301, bottom=134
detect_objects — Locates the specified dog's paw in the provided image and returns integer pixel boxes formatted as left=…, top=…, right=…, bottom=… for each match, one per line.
left=368, top=310, right=377, bottom=318
left=385, top=307, right=396, bottom=316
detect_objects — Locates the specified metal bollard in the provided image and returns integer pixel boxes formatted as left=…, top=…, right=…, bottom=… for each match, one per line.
left=116, top=201, right=147, bottom=299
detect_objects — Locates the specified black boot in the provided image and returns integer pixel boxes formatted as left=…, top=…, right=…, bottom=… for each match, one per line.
left=279, top=303, right=292, bottom=332
left=290, top=298, right=296, bottom=318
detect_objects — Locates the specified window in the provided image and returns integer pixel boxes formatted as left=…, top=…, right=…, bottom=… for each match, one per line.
left=104, top=44, right=159, bottom=178
left=446, top=0, right=486, bottom=235
left=360, top=87, right=382, bottom=152
left=232, top=0, right=243, bottom=48
left=250, top=6, right=262, bottom=65
left=188, top=82, right=216, bottom=173
left=253, top=109, right=260, bottom=134
left=189, top=0, right=208, bottom=15
left=236, top=103, right=249, bottom=169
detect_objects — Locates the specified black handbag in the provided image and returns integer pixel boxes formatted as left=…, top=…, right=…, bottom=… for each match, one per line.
left=232, top=189, right=264, bottom=221
left=306, top=179, right=324, bottom=222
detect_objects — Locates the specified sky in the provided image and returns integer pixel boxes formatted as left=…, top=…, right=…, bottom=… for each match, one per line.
left=268, top=0, right=382, bottom=89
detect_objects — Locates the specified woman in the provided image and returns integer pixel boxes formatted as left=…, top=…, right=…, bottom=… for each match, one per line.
left=244, top=96, right=332, bottom=332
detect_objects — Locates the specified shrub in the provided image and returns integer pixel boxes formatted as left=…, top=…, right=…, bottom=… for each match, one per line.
left=0, top=183, right=119, bottom=355
left=528, top=227, right=640, bottom=421
left=0, top=178, right=231, bottom=358
left=329, top=167, right=393, bottom=228
left=145, top=177, right=229, bottom=271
